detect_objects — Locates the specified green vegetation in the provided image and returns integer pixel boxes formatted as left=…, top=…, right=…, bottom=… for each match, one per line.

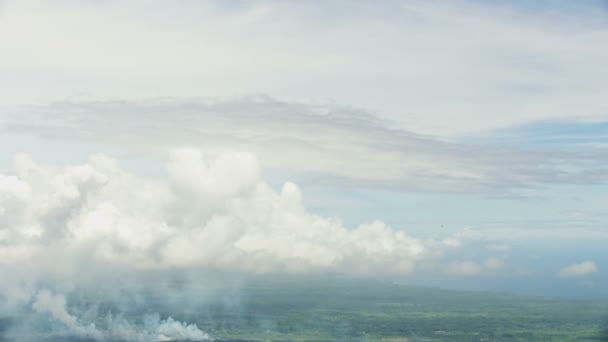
left=189, top=275, right=608, bottom=341
left=2, top=275, right=607, bottom=341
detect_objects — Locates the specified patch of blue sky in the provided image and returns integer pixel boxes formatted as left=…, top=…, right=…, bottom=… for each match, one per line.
left=396, top=237, right=608, bottom=298
left=302, top=182, right=608, bottom=238
left=467, top=120, right=608, bottom=148
left=0, top=131, right=169, bottom=178
left=476, top=0, right=608, bottom=22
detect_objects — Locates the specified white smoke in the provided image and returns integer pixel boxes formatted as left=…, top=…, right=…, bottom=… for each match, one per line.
left=32, top=289, right=103, bottom=339
left=106, top=314, right=209, bottom=342
left=30, top=288, right=209, bottom=341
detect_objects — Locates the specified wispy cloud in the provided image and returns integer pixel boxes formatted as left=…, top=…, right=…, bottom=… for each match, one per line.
left=558, top=261, right=599, bottom=277
left=3, top=97, right=607, bottom=193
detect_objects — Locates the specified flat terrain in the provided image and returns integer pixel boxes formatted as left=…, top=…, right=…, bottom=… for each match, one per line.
left=1, top=275, right=607, bottom=341
left=193, top=275, right=608, bottom=341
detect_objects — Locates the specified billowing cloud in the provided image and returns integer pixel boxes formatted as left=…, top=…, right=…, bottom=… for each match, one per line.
left=0, top=148, right=461, bottom=276
left=558, top=261, right=599, bottom=278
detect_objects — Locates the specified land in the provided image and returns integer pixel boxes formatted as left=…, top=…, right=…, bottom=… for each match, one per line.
left=191, top=275, right=608, bottom=341
left=1, top=275, right=607, bottom=341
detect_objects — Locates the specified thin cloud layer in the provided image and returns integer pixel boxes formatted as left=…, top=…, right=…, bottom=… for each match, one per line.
left=3, top=97, right=607, bottom=193
left=1, top=1, right=607, bottom=134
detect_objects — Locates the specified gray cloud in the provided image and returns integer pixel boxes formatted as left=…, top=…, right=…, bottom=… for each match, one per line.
left=2, top=97, right=606, bottom=193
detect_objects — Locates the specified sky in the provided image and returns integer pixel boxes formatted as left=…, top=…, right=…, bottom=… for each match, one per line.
left=0, top=2, right=607, bottom=329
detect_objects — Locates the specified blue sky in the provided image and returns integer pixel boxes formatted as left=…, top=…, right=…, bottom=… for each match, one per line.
left=301, top=121, right=608, bottom=297
left=0, top=0, right=607, bottom=298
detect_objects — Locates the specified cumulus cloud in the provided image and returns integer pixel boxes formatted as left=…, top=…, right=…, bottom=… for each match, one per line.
left=558, top=261, right=599, bottom=278
left=0, top=149, right=459, bottom=276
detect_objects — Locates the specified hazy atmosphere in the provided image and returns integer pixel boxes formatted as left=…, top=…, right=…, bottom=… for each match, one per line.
left=1, top=1, right=607, bottom=341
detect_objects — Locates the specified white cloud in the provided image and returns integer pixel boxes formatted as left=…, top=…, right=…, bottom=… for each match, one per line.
left=484, top=257, right=506, bottom=271
left=0, top=1, right=607, bottom=135
left=0, top=149, right=463, bottom=276
left=448, top=226, right=608, bottom=242
left=558, top=261, right=599, bottom=278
